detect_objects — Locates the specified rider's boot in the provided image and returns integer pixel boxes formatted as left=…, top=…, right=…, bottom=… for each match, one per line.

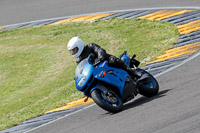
left=125, top=66, right=142, bottom=78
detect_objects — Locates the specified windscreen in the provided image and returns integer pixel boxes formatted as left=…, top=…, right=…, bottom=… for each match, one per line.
left=75, top=59, right=87, bottom=79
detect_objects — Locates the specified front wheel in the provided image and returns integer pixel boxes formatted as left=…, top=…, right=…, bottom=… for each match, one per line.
left=91, top=89, right=123, bottom=113
left=136, top=69, right=159, bottom=97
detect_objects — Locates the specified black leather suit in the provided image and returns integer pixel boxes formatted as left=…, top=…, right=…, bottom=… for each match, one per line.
left=76, top=43, right=108, bottom=64
left=76, top=43, right=134, bottom=76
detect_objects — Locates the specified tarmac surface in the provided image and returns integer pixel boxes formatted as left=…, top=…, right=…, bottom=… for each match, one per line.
left=0, top=0, right=200, bottom=26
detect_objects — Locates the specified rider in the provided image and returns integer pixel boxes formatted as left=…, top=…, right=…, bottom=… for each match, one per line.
left=67, top=36, right=141, bottom=78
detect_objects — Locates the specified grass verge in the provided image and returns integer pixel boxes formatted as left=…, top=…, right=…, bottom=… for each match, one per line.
left=0, top=18, right=179, bottom=130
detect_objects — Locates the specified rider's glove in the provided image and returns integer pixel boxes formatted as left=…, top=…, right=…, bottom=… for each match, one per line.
left=99, top=56, right=105, bottom=62
left=88, top=53, right=95, bottom=64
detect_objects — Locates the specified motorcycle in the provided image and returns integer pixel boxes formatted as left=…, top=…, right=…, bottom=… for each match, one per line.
left=74, top=51, right=159, bottom=113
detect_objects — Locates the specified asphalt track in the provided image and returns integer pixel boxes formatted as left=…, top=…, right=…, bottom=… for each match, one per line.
left=28, top=52, right=200, bottom=133
left=1, top=0, right=200, bottom=26
left=1, top=0, right=200, bottom=133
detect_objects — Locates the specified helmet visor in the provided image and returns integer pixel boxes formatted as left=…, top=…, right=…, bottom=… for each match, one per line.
left=70, top=47, right=79, bottom=55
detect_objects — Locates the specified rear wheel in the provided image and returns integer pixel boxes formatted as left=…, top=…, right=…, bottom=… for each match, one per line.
left=136, top=69, right=159, bottom=97
left=91, top=89, right=123, bottom=113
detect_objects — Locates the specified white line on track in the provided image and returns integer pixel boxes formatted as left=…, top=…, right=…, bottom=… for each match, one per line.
left=155, top=50, right=200, bottom=78
left=24, top=104, right=96, bottom=133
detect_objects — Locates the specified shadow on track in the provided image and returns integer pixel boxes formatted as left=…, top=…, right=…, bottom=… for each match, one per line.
left=123, top=89, right=171, bottom=111
left=101, top=89, right=171, bottom=115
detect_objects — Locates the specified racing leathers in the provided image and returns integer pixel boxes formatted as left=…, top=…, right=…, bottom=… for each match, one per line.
left=76, top=43, right=141, bottom=78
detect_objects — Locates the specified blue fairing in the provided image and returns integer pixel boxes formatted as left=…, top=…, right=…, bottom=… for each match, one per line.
left=75, top=53, right=131, bottom=97
left=75, top=60, right=94, bottom=91
left=93, top=61, right=129, bottom=96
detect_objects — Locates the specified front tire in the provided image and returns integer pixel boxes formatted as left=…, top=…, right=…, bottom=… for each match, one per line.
left=91, top=89, right=123, bottom=113
left=136, top=69, right=159, bottom=97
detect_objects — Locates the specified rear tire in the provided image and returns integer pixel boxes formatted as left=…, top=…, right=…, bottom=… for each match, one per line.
left=136, top=69, right=159, bottom=97
left=91, top=89, right=123, bottom=113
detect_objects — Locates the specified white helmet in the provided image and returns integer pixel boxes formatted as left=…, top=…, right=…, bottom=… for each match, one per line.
left=67, top=37, right=84, bottom=58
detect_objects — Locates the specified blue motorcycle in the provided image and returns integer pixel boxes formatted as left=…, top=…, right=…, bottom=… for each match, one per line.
left=74, top=51, right=159, bottom=113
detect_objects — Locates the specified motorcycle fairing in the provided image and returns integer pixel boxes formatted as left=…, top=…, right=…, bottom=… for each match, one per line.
left=75, top=56, right=137, bottom=100
left=75, top=60, right=94, bottom=91
left=93, top=61, right=129, bottom=97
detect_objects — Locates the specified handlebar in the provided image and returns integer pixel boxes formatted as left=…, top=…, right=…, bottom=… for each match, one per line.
left=93, top=60, right=102, bottom=67
left=88, top=53, right=104, bottom=67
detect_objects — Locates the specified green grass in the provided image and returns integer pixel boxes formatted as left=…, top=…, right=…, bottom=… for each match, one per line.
left=0, top=18, right=179, bottom=130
